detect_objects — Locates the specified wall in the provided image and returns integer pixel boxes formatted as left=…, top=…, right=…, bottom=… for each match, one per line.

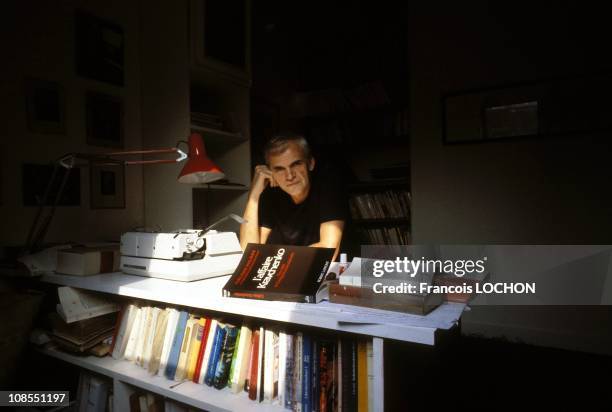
left=139, top=0, right=192, bottom=231
left=0, top=0, right=143, bottom=247
left=409, top=3, right=612, bottom=354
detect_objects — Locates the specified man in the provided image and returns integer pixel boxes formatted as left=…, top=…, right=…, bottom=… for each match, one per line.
left=239, top=134, right=346, bottom=259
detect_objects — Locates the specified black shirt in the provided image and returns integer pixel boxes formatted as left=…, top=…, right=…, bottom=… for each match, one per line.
left=258, top=173, right=347, bottom=246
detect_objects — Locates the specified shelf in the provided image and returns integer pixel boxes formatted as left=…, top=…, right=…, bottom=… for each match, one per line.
left=40, top=272, right=464, bottom=346
left=190, top=125, right=247, bottom=145
left=352, top=218, right=410, bottom=226
left=193, top=184, right=249, bottom=191
left=347, top=179, right=410, bottom=192
left=39, top=346, right=282, bottom=412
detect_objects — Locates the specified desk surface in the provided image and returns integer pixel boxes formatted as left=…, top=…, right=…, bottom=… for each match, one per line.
left=41, top=271, right=465, bottom=345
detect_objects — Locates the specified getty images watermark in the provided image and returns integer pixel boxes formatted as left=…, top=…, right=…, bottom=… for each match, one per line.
left=369, top=256, right=536, bottom=296
left=359, top=245, right=612, bottom=305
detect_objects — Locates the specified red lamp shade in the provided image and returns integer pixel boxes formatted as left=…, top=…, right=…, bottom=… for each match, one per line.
left=177, top=133, right=225, bottom=184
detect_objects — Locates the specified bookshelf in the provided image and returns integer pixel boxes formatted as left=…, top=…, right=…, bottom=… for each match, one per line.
left=39, top=272, right=465, bottom=411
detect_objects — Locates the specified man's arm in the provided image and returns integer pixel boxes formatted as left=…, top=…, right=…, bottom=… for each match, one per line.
left=240, top=165, right=276, bottom=250
left=309, top=220, right=345, bottom=261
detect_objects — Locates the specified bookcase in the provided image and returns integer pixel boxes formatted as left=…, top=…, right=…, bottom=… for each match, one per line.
left=38, top=271, right=464, bottom=412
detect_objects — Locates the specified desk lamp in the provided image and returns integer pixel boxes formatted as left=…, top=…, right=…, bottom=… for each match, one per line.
left=25, top=132, right=223, bottom=253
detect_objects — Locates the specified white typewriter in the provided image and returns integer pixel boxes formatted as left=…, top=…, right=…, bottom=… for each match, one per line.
left=120, top=215, right=244, bottom=281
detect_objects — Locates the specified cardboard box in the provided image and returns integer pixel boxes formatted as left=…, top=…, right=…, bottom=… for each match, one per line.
left=57, top=245, right=119, bottom=275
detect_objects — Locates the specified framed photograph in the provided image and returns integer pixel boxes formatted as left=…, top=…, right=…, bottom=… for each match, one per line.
left=90, top=162, right=125, bottom=209
left=25, top=78, right=65, bottom=134
left=86, top=92, right=124, bottom=148
left=75, top=10, right=124, bottom=86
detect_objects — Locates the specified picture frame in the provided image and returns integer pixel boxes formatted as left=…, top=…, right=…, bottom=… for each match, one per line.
left=25, top=78, right=65, bottom=134
left=75, top=10, right=125, bottom=86
left=86, top=92, right=124, bottom=148
left=90, top=162, right=125, bottom=209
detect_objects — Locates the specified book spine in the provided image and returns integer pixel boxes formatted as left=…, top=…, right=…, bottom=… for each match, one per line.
left=312, top=339, right=319, bottom=412
left=293, top=333, right=303, bottom=412
left=226, top=328, right=241, bottom=388
left=284, top=334, right=294, bottom=410
left=357, top=341, right=368, bottom=412
left=302, top=335, right=311, bottom=412
left=205, top=325, right=226, bottom=386
left=248, top=330, right=260, bottom=401
left=213, top=325, right=239, bottom=389
left=164, top=311, right=188, bottom=380
left=192, top=318, right=211, bottom=383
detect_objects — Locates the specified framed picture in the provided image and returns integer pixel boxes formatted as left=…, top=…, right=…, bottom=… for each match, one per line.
left=75, top=10, right=124, bottom=86
left=25, top=78, right=65, bottom=134
left=86, top=92, right=124, bottom=148
left=90, top=162, right=125, bottom=209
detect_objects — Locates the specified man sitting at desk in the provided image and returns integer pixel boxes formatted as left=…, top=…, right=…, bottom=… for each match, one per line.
left=239, top=134, right=346, bottom=259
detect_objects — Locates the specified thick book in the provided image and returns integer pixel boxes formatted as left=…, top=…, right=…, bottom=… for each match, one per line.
left=357, top=341, right=368, bottom=412
left=197, top=319, right=218, bottom=384
left=186, top=318, right=206, bottom=380
left=148, top=309, right=169, bottom=374
left=111, top=304, right=138, bottom=360
left=223, top=244, right=335, bottom=303
left=302, top=334, right=312, bottom=412
left=226, top=328, right=242, bottom=388
left=175, top=318, right=197, bottom=381
left=158, top=309, right=179, bottom=376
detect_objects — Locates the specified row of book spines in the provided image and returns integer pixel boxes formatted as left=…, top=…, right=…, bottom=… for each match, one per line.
left=349, top=191, right=411, bottom=220
left=109, top=305, right=242, bottom=390
left=281, top=335, right=373, bottom=412
left=358, top=226, right=411, bottom=245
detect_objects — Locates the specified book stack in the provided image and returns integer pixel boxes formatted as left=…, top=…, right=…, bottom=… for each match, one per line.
left=349, top=190, right=411, bottom=221
left=110, top=302, right=376, bottom=411
left=50, top=287, right=120, bottom=353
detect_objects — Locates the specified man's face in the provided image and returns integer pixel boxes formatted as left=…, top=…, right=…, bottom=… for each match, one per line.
left=268, top=141, right=315, bottom=200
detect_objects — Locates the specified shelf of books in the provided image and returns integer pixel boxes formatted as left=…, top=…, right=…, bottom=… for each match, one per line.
left=40, top=300, right=385, bottom=412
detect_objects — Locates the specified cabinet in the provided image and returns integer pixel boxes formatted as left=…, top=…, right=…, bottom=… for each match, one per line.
left=39, top=272, right=464, bottom=411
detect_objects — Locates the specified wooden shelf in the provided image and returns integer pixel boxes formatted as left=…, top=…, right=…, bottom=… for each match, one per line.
left=190, top=125, right=247, bottom=145
left=39, top=346, right=282, bottom=412
left=40, top=272, right=464, bottom=345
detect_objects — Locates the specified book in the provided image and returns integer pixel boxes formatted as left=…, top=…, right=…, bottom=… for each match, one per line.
left=256, top=326, right=265, bottom=402
left=223, top=244, right=335, bottom=303
left=197, top=319, right=218, bottom=384
left=247, top=330, right=260, bottom=401
left=229, top=325, right=252, bottom=393
left=111, top=304, right=138, bottom=359
left=186, top=318, right=206, bottom=380
left=158, top=309, right=179, bottom=376
left=192, top=317, right=212, bottom=383
left=226, top=327, right=242, bottom=389
left=124, top=307, right=143, bottom=361
left=56, top=245, right=119, bottom=276
left=175, top=317, right=197, bottom=381
left=293, top=333, right=303, bottom=412
left=213, top=324, right=239, bottom=389
left=204, top=322, right=226, bottom=386
left=312, top=339, right=319, bottom=412
left=329, top=283, right=442, bottom=315
left=277, top=332, right=287, bottom=405
left=164, top=311, right=189, bottom=380
left=357, top=341, right=368, bottom=412
left=263, top=329, right=279, bottom=402
left=135, top=307, right=152, bottom=366
left=142, top=307, right=161, bottom=368
left=148, top=309, right=169, bottom=375
left=56, top=287, right=120, bottom=323
left=302, top=334, right=312, bottom=412
left=366, top=341, right=374, bottom=412
left=283, top=333, right=295, bottom=410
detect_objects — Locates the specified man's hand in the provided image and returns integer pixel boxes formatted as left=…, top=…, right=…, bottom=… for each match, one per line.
left=249, top=165, right=277, bottom=200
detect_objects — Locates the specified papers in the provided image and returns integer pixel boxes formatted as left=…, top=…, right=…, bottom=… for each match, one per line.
left=57, top=286, right=120, bottom=323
